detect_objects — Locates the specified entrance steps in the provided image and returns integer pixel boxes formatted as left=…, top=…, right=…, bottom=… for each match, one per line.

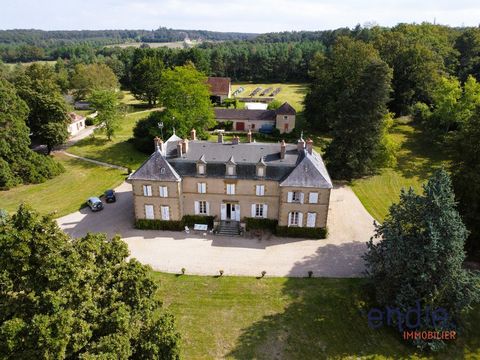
left=217, top=221, right=240, bottom=236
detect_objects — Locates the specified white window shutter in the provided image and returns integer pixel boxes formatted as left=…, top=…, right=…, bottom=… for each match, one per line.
left=159, top=186, right=163, bottom=197
left=307, top=212, right=317, bottom=227
left=309, top=192, right=318, bottom=204
left=251, top=204, right=256, bottom=217
left=287, top=192, right=293, bottom=203
left=194, top=201, right=199, bottom=215
left=261, top=186, right=265, bottom=196
left=221, top=204, right=226, bottom=220
left=300, top=193, right=305, bottom=204
left=164, top=187, right=168, bottom=197
left=288, top=212, right=292, bottom=226
left=256, top=186, right=259, bottom=196
left=235, top=204, right=240, bottom=221
left=206, top=202, right=210, bottom=215
left=298, top=212, right=304, bottom=227
left=263, top=204, right=268, bottom=218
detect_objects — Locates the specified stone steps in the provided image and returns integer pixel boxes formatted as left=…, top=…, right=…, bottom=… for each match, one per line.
left=217, top=221, right=240, bottom=236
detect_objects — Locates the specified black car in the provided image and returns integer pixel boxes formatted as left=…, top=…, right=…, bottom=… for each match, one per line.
left=104, top=189, right=116, bottom=203
left=87, top=197, right=104, bottom=212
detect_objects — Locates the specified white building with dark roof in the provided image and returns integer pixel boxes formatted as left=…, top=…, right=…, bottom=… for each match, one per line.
left=127, top=130, right=332, bottom=235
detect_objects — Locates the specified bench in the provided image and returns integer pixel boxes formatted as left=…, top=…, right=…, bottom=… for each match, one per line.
left=194, top=224, right=208, bottom=231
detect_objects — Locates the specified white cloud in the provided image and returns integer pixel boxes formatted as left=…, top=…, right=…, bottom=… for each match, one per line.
left=0, top=0, right=479, bottom=32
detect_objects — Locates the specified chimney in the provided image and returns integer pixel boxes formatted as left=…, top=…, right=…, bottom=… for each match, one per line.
left=218, top=132, right=224, bottom=143
left=232, top=136, right=239, bottom=145
left=190, top=128, right=196, bottom=141
left=297, top=137, right=305, bottom=152
left=182, top=138, right=189, bottom=153
left=177, top=140, right=183, bottom=157
left=280, top=140, right=286, bottom=159
left=154, top=136, right=161, bottom=151
left=306, top=138, right=313, bottom=154
left=247, top=129, right=253, bottom=143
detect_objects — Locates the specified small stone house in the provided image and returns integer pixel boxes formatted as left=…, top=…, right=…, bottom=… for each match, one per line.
left=127, top=130, right=332, bottom=233
left=214, top=102, right=296, bottom=133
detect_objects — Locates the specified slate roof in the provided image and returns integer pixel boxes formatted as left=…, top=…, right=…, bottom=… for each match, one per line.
left=128, top=149, right=181, bottom=182
left=280, top=150, right=333, bottom=189
left=214, top=108, right=276, bottom=121
left=207, top=77, right=231, bottom=96
left=168, top=141, right=299, bottom=166
left=276, top=102, right=297, bottom=115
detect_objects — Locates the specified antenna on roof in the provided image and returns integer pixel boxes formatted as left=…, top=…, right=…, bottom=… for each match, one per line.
left=173, top=126, right=176, bottom=135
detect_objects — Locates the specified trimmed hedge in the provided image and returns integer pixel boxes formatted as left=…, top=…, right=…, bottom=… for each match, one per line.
left=275, top=226, right=328, bottom=239
left=244, top=217, right=278, bottom=231
left=135, top=219, right=184, bottom=231
left=182, top=215, right=215, bottom=228
left=135, top=215, right=215, bottom=231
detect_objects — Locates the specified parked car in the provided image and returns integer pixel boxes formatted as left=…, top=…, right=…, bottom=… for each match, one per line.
left=87, top=197, right=104, bottom=212
left=104, top=189, right=116, bottom=203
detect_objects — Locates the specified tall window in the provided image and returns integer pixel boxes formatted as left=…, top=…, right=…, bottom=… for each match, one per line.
left=199, top=201, right=207, bottom=214
left=255, top=204, right=264, bottom=217
left=309, top=192, right=318, bottom=204
left=143, top=185, right=152, bottom=197
left=256, top=185, right=265, bottom=196
left=160, top=206, right=170, bottom=220
left=226, top=184, right=235, bottom=195
left=289, top=211, right=300, bottom=226
left=197, top=183, right=206, bottom=194
left=145, top=205, right=154, bottom=219
left=159, top=186, right=168, bottom=198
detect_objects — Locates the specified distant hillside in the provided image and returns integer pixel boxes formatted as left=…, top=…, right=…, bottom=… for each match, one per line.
left=0, top=27, right=258, bottom=46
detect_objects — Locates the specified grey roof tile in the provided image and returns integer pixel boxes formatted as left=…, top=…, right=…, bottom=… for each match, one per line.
left=280, top=150, right=333, bottom=189
left=128, top=150, right=181, bottom=182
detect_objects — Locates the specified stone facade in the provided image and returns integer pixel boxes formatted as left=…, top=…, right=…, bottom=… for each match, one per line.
left=127, top=132, right=333, bottom=230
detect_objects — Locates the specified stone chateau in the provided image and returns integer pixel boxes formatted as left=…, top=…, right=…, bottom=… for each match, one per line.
left=127, top=129, right=332, bottom=232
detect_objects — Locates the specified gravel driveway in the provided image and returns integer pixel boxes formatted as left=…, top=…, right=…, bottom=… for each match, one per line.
left=57, top=182, right=375, bottom=277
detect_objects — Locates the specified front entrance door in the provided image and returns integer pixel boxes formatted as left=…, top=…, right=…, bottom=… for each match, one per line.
left=221, top=203, right=240, bottom=221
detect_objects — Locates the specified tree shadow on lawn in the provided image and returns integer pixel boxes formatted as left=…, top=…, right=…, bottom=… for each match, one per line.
left=71, top=137, right=148, bottom=170
left=393, top=123, right=450, bottom=181
left=227, top=242, right=480, bottom=359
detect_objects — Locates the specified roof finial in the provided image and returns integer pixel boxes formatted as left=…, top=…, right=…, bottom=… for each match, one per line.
left=173, top=127, right=176, bottom=135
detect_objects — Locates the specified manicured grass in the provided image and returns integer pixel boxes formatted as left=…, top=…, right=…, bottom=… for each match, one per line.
left=232, top=83, right=307, bottom=111
left=351, top=118, right=449, bottom=222
left=0, top=153, right=125, bottom=217
left=153, top=272, right=480, bottom=359
left=68, top=110, right=155, bottom=170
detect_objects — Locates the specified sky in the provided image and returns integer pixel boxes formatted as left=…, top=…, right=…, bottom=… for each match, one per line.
left=1, top=0, right=479, bottom=33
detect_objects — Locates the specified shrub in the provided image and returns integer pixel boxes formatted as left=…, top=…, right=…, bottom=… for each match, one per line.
left=275, top=226, right=327, bottom=239
left=245, top=217, right=278, bottom=231
left=182, top=215, right=215, bottom=228
left=219, top=270, right=224, bottom=276
left=0, top=158, right=20, bottom=190
left=261, top=270, right=266, bottom=278
left=135, top=219, right=184, bottom=231
left=181, top=268, right=186, bottom=275
left=308, top=270, right=313, bottom=278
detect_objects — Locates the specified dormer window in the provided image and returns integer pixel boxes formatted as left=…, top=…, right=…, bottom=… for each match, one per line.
left=196, top=154, right=207, bottom=176
left=225, top=156, right=236, bottom=176
left=256, top=156, right=266, bottom=178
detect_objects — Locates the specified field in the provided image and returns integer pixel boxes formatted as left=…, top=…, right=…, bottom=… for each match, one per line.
left=232, top=83, right=307, bottom=111
left=104, top=40, right=204, bottom=49
left=68, top=109, right=154, bottom=170
left=0, top=153, right=125, bottom=217
left=154, top=272, right=480, bottom=359
left=351, top=117, right=449, bottom=222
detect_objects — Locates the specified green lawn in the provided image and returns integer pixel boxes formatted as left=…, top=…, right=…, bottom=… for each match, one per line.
left=0, top=153, right=125, bottom=217
left=232, top=83, right=307, bottom=111
left=153, top=272, right=480, bottom=359
left=68, top=110, right=154, bottom=170
left=351, top=118, right=449, bottom=222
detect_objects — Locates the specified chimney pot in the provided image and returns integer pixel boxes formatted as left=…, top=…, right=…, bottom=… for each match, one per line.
left=280, top=139, right=286, bottom=159
left=177, top=141, right=183, bottom=157
left=306, top=138, right=313, bottom=154
left=182, top=138, right=189, bottom=153
left=154, top=136, right=161, bottom=151
left=297, top=138, right=305, bottom=152
left=190, top=128, right=196, bottom=141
